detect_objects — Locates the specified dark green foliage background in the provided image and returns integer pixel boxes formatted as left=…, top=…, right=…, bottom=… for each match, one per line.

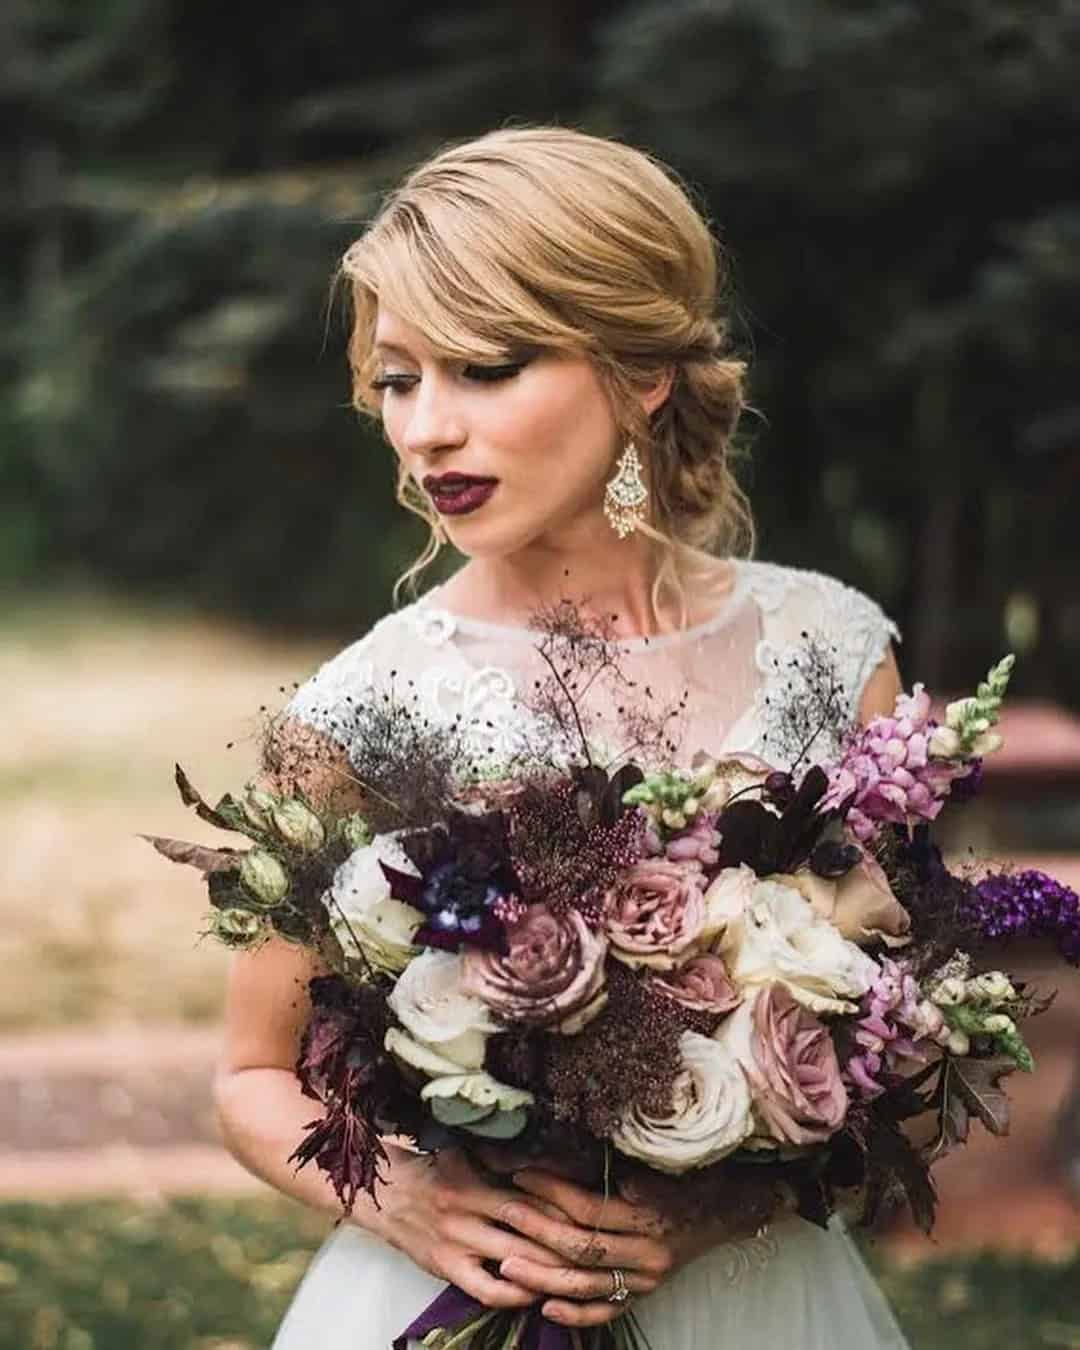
left=4, top=0, right=1078, bottom=697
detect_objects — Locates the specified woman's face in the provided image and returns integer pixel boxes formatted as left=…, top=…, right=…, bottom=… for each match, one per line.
left=371, top=307, right=626, bottom=559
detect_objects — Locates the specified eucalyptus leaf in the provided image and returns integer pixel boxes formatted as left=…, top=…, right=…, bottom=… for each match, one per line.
left=461, top=1107, right=529, bottom=1140
left=430, top=1096, right=497, bottom=1128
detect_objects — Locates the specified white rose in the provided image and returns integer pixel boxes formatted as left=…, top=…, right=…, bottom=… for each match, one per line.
left=611, top=1031, right=754, bottom=1173
left=421, top=1072, right=533, bottom=1114
left=327, top=834, right=423, bottom=975
left=717, top=879, right=878, bottom=1015
left=700, top=864, right=757, bottom=945
left=388, top=950, right=497, bottom=1071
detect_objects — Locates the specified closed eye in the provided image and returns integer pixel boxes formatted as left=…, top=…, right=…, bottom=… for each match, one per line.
left=462, top=360, right=529, bottom=383
left=370, top=372, right=418, bottom=393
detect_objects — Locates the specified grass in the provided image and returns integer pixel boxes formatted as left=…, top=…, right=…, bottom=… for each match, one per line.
left=1, top=596, right=328, bottom=1029
left=0, top=1197, right=1077, bottom=1350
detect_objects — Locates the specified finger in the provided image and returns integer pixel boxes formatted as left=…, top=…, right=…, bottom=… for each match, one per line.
left=513, top=1170, right=665, bottom=1236
left=542, top=1298, right=626, bottom=1328
left=444, top=1254, right=538, bottom=1310
left=500, top=1256, right=656, bottom=1302
left=494, top=1199, right=661, bottom=1272
left=444, top=1214, right=564, bottom=1270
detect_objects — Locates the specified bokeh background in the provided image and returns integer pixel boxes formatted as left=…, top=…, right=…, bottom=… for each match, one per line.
left=3, top=2, right=1079, bottom=1347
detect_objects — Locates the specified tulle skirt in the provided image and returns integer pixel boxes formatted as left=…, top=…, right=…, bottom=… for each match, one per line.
left=272, top=1214, right=910, bottom=1349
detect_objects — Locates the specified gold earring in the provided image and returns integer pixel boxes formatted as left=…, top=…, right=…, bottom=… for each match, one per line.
left=603, top=441, right=648, bottom=539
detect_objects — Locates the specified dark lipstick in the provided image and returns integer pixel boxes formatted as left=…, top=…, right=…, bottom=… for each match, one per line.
left=423, top=473, right=498, bottom=516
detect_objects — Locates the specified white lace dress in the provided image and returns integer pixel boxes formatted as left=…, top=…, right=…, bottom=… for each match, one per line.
left=272, top=558, right=910, bottom=1350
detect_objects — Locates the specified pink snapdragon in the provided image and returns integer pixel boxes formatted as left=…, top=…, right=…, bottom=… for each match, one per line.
left=821, top=685, right=968, bottom=843
left=845, top=957, right=950, bottom=1098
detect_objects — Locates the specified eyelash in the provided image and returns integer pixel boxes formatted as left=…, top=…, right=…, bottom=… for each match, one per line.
left=370, top=361, right=528, bottom=393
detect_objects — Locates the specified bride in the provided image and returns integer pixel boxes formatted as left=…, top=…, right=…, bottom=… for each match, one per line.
left=215, top=127, right=911, bottom=1349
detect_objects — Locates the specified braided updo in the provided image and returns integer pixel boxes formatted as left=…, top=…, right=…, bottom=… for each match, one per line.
left=340, top=126, right=754, bottom=603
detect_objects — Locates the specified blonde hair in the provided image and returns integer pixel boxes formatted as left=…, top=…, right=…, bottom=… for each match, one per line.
left=338, top=126, right=755, bottom=612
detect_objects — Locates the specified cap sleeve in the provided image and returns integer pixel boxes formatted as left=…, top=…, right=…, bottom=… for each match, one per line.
left=285, top=633, right=378, bottom=748
left=744, top=560, right=901, bottom=763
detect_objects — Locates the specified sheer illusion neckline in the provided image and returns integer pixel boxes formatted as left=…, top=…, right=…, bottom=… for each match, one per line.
left=420, top=558, right=752, bottom=653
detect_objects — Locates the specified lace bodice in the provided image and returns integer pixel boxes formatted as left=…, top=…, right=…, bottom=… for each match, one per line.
left=287, top=559, right=900, bottom=774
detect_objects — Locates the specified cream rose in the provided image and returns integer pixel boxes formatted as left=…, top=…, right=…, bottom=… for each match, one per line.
left=611, top=1031, right=754, bottom=1173
left=387, top=949, right=497, bottom=1071
left=776, top=850, right=911, bottom=949
left=327, top=835, right=423, bottom=976
left=700, top=863, right=757, bottom=945
left=717, top=879, right=878, bottom=1014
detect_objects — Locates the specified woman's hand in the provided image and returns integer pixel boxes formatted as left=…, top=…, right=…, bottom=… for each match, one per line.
left=361, top=1147, right=568, bottom=1311
left=497, top=1168, right=769, bottom=1329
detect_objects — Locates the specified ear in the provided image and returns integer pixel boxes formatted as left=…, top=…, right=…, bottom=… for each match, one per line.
left=639, top=365, right=675, bottom=418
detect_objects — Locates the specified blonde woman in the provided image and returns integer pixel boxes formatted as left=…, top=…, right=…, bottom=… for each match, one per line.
left=216, top=128, right=911, bottom=1349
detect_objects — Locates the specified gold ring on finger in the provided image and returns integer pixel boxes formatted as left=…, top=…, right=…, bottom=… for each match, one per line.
left=607, top=1267, right=631, bottom=1306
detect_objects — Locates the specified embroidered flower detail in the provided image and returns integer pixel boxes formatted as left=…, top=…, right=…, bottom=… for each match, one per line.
left=412, top=608, right=458, bottom=647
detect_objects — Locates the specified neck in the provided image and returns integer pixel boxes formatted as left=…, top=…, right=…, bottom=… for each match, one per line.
left=437, top=512, right=727, bottom=639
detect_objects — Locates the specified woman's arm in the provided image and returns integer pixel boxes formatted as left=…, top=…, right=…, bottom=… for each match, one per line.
left=214, top=720, right=600, bottom=1311
left=858, top=644, right=903, bottom=724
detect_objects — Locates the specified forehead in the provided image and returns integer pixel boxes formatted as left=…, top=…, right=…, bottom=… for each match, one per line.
left=372, top=307, right=432, bottom=355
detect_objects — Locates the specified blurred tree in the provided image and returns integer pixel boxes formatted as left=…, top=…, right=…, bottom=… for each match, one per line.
left=2, top=0, right=1077, bottom=700
left=597, top=0, right=1080, bottom=695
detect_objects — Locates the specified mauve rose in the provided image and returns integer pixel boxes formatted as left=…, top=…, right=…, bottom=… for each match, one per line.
left=652, top=956, right=742, bottom=1013
left=717, top=984, right=849, bottom=1146
left=605, top=858, right=707, bottom=970
left=461, top=904, right=607, bottom=1033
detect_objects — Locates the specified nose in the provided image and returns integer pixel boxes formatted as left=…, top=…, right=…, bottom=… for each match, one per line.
left=399, top=375, right=467, bottom=460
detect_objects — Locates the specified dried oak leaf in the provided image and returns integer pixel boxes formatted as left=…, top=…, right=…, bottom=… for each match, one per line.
left=936, top=1054, right=1016, bottom=1154
left=139, top=834, right=240, bottom=875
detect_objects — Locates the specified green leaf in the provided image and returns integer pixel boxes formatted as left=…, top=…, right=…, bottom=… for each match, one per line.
left=461, top=1107, right=530, bottom=1140
left=430, top=1096, right=496, bottom=1129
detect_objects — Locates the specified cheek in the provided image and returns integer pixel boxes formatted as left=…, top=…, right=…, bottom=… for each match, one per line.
left=497, top=369, right=615, bottom=490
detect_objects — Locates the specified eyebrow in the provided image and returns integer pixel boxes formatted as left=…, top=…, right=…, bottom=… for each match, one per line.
left=372, top=341, right=416, bottom=359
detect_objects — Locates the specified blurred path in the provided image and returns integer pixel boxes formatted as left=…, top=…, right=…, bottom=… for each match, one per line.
left=0, top=1025, right=260, bottom=1197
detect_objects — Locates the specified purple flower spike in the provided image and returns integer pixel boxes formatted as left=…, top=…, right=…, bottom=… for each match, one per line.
left=820, top=685, right=970, bottom=842
left=967, top=869, right=1080, bottom=966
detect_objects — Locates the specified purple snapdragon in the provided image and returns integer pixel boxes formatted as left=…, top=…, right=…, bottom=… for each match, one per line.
left=821, top=685, right=968, bottom=843
left=845, top=958, right=949, bottom=1098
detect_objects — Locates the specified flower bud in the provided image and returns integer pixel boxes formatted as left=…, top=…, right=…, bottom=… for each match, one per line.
left=928, top=725, right=963, bottom=759
left=661, top=808, right=687, bottom=831
left=340, top=813, right=373, bottom=851
left=967, top=971, right=1014, bottom=1005
left=241, top=786, right=277, bottom=832
left=931, top=976, right=968, bottom=1007
left=271, top=800, right=325, bottom=852
left=913, top=999, right=945, bottom=1040
left=982, top=1013, right=1014, bottom=1034
left=971, top=731, right=1003, bottom=757
left=211, top=907, right=266, bottom=948
left=945, top=697, right=977, bottom=730
left=946, top=1029, right=971, bottom=1056
left=239, top=849, right=290, bottom=907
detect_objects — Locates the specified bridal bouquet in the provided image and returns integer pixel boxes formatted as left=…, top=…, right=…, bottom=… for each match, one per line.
left=149, top=606, right=1079, bottom=1350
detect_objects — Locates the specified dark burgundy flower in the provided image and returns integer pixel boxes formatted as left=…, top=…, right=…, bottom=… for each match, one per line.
left=381, top=811, right=519, bottom=953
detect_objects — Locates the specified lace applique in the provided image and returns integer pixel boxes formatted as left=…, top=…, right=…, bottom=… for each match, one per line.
left=740, top=562, right=901, bottom=764
left=712, top=1229, right=781, bottom=1286
left=285, top=637, right=376, bottom=745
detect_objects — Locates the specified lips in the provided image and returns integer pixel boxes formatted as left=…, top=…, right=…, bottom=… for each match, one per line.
left=422, top=473, right=499, bottom=517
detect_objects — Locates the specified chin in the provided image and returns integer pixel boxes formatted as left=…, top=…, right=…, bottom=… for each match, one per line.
left=440, top=512, right=537, bottom=561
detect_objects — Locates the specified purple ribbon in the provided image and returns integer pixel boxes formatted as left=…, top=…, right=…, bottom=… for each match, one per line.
left=394, top=1284, right=574, bottom=1350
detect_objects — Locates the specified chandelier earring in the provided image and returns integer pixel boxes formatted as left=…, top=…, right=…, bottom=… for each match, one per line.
left=603, top=441, right=649, bottom=539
